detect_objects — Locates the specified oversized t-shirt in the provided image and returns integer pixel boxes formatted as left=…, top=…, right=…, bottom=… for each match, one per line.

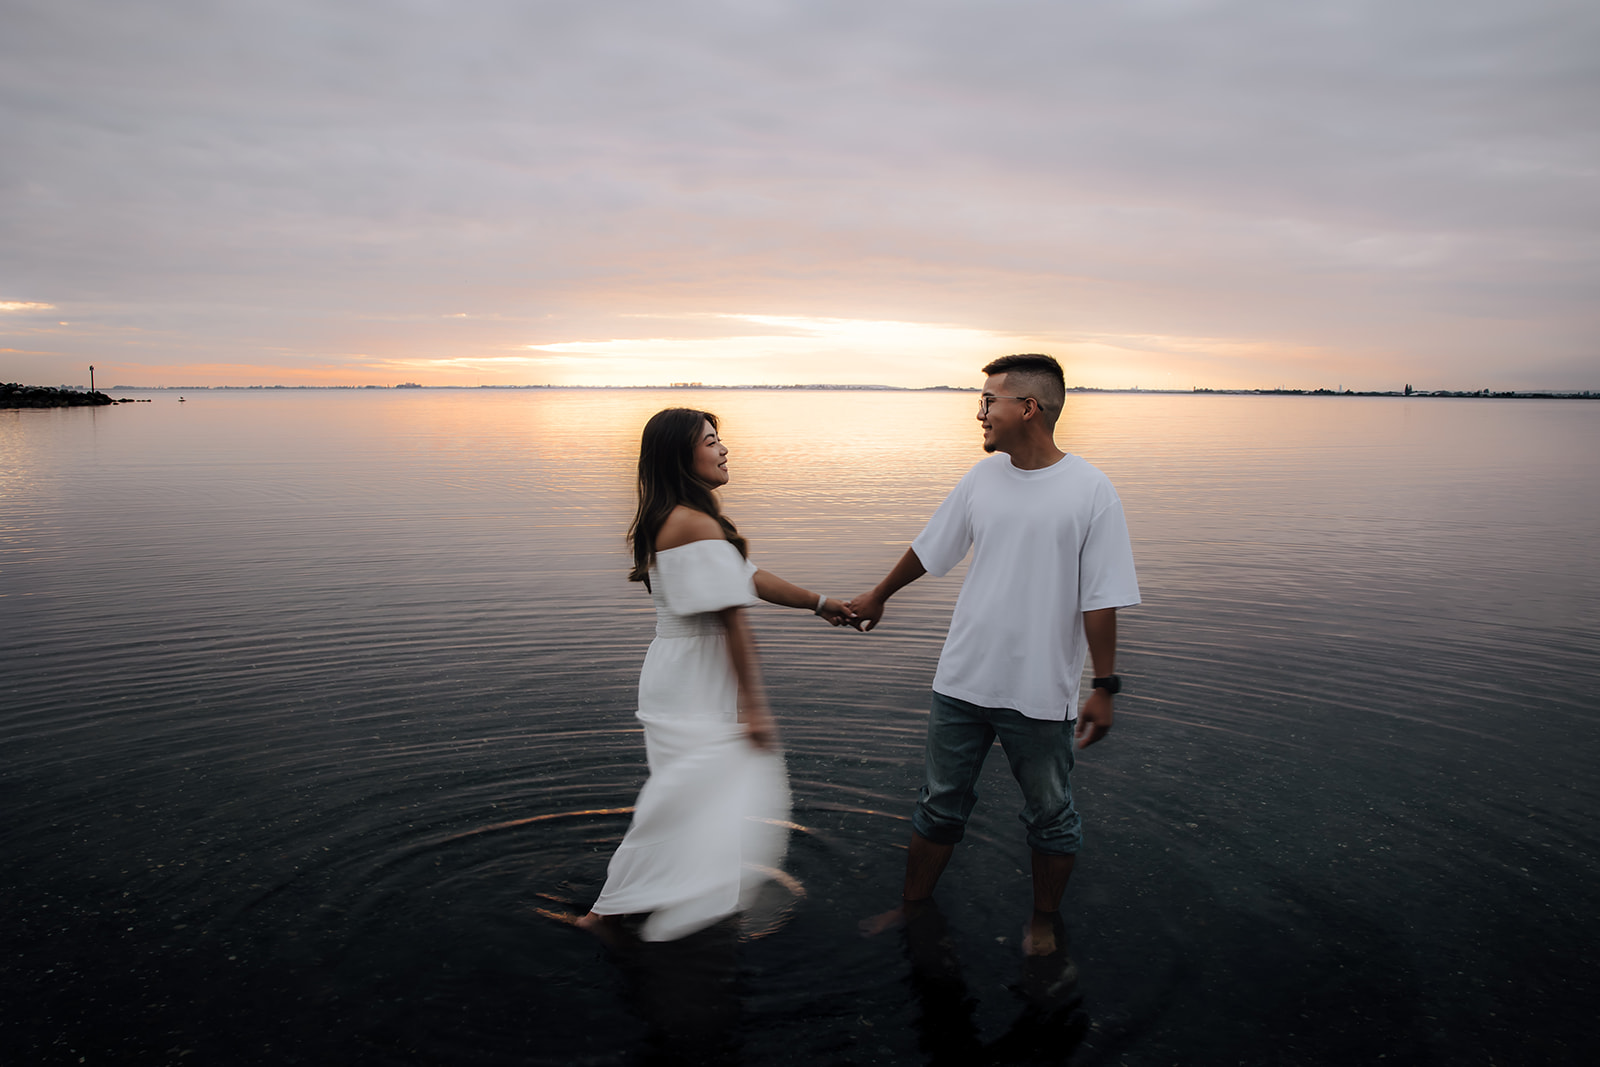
left=911, top=452, right=1141, bottom=721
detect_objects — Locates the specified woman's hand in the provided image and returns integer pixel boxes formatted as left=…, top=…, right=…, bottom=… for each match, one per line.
left=816, top=597, right=857, bottom=627
left=740, top=704, right=779, bottom=749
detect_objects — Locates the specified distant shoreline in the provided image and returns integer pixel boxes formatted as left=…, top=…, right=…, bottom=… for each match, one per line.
left=90, top=383, right=1600, bottom=400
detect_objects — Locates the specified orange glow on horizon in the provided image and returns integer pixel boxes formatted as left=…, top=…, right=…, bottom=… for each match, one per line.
left=17, top=316, right=1404, bottom=393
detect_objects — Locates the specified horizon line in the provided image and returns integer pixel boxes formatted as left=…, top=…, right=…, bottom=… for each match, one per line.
left=81, top=383, right=1600, bottom=397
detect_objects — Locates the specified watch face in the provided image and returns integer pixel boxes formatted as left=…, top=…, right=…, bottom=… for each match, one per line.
left=1094, top=676, right=1121, bottom=694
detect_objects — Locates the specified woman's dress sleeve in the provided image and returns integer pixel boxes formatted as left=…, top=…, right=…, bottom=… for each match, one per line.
left=653, top=539, right=760, bottom=616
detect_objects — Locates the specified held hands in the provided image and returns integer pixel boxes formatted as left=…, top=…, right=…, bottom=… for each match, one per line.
left=816, top=597, right=857, bottom=628
left=1074, top=688, right=1114, bottom=749
left=840, top=548, right=922, bottom=633
left=843, top=591, right=884, bottom=632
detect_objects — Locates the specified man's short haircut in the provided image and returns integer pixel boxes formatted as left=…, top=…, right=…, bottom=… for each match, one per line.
left=982, top=353, right=1065, bottom=427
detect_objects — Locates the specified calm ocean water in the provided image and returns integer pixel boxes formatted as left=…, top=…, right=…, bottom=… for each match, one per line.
left=2, top=388, right=1596, bottom=1065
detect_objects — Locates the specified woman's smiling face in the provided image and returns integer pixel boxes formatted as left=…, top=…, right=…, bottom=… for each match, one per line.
left=692, top=419, right=729, bottom=487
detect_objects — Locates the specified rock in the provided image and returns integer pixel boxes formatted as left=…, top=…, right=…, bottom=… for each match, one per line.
left=0, top=383, right=117, bottom=408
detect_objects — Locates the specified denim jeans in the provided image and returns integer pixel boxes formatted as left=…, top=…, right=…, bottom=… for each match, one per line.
left=911, top=690, right=1082, bottom=855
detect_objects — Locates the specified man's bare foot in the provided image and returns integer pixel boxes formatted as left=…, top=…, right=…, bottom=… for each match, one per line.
left=576, top=911, right=631, bottom=950
left=1022, top=908, right=1063, bottom=957
left=858, top=906, right=907, bottom=937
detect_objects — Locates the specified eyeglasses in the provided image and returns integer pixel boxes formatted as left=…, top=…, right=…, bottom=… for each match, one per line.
left=977, top=394, right=1031, bottom=415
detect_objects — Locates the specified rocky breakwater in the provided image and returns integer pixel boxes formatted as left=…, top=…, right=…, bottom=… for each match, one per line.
left=1, top=383, right=123, bottom=408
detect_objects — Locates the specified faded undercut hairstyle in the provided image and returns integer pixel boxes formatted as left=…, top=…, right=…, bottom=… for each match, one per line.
left=627, top=407, right=748, bottom=589
left=982, top=353, right=1066, bottom=428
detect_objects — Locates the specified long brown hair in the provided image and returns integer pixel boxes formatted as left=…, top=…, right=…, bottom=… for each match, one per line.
left=627, top=408, right=748, bottom=588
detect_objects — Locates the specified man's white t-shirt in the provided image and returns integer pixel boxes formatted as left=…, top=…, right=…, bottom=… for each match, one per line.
left=911, top=452, right=1141, bottom=721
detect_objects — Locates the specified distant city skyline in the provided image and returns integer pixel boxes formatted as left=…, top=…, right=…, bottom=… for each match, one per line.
left=3, top=2, right=1597, bottom=392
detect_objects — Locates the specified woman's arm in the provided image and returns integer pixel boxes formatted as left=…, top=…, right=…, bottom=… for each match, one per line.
left=753, top=568, right=855, bottom=627
left=718, top=605, right=776, bottom=748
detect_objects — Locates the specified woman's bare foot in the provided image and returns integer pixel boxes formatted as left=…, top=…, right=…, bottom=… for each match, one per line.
left=576, top=911, right=631, bottom=950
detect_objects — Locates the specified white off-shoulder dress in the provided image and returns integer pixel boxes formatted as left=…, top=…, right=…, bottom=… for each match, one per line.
left=590, top=539, right=792, bottom=941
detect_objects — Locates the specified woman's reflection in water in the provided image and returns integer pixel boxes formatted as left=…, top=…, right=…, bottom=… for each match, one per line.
left=614, top=916, right=742, bottom=1066
left=905, top=900, right=1089, bottom=1065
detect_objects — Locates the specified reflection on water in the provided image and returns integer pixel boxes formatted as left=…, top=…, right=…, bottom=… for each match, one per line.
left=2, top=390, right=1598, bottom=1065
left=902, top=900, right=1088, bottom=1066
left=616, top=918, right=744, bottom=1066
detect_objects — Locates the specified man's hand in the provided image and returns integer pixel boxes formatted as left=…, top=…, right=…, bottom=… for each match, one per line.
left=1074, top=689, right=1114, bottom=748
left=845, top=591, right=885, bottom=632
left=845, top=548, right=926, bottom=632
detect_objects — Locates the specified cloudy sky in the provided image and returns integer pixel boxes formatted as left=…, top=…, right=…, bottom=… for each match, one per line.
left=2, top=0, right=1596, bottom=389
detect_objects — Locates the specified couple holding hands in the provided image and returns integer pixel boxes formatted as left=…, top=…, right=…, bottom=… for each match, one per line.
left=578, top=354, right=1140, bottom=956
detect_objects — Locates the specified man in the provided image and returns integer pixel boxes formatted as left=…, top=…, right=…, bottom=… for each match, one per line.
left=849, top=354, right=1140, bottom=955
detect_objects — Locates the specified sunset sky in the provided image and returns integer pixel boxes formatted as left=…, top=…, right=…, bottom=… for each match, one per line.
left=3, top=1, right=1596, bottom=391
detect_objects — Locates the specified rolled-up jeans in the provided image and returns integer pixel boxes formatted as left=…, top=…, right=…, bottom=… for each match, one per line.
left=911, top=690, right=1082, bottom=855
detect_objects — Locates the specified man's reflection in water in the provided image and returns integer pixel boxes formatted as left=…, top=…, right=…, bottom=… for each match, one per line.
left=905, top=900, right=1089, bottom=1065
left=606, top=902, right=1086, bottom=1065
left=618, top=917, right=742, bottom=1066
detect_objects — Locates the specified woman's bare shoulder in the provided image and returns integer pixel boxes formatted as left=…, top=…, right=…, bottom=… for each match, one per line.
left=655, top=506, right=726, bottom=551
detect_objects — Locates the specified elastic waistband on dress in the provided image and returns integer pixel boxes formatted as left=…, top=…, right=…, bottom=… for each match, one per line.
left=654, top=614, right=723, bottom=639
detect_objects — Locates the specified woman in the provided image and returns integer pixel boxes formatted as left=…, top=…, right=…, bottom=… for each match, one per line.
left=578, top=408, right=852, bottom=943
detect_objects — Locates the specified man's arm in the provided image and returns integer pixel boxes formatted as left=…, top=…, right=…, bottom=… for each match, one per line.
left=845, top=548, right=928, bottom=632
left=1074, top=607, right=1117, bottom=748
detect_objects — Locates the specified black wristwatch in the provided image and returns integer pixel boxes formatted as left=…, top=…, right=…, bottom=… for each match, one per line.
left=1091, top=675, right=1122, bottom=696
